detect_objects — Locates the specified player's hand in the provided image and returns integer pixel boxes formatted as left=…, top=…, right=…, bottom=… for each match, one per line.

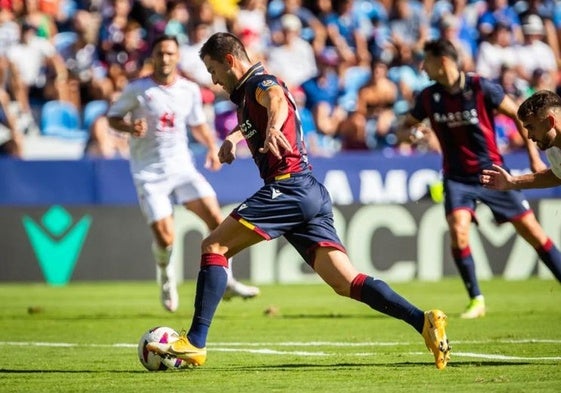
left=259, top=127, right=292, bottom=159
left=204, top=148, right=222, bottom=171
left=218, top=139, right=236, bottom=164
left=409, top=123, right=430, bottom=143
left=480, top=164, right=512, bottom=190
left=131, top=118, right=147, bottom=137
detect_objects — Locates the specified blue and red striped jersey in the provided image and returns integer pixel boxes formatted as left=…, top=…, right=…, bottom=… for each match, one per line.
left=230, top=62, right=311, bottom=182
left=411, top=73, right=506, bottom=183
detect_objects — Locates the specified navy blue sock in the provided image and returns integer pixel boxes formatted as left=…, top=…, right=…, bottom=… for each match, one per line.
left=351, top=274, right=425, bottom=334
left=537, top=239, right=561, bottom=282
left=452, top=246, right=481, bottom=298
left=187, top=253, right=228, bottom=348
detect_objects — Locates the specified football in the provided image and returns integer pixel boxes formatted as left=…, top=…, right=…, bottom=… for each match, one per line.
left=137, top=326, right=189, bottom=371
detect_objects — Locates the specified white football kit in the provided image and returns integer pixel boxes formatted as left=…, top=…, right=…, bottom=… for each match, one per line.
left=108, top=76, right=216, bottom=223
left=546, top=146, right=561, bottom=179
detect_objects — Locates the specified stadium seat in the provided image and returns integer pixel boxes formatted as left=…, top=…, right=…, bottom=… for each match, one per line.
left=40, top=100, right=88, bottom=140
left=82, top=99, right=109, bottom=131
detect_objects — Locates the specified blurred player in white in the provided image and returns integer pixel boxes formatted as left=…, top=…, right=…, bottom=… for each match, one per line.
left=107, top=34, right=259, bottom=312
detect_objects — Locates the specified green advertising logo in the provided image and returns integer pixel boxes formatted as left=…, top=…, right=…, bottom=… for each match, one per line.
left=23, top=205, right=92, bottom=286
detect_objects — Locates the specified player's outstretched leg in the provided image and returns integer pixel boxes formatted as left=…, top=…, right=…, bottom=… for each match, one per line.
left=148, top=253, right=229, bottom=366
left=350, top=274, right=451, bottom=369
left=152, top=242, right=179, bottom=312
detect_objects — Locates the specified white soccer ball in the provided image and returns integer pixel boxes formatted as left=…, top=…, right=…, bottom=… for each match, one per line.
left=137, top=326, right=190, bottom=371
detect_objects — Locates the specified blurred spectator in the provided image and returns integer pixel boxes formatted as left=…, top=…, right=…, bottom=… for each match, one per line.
left=163, top=0, right=189, bottom=45
left=6, top=22, right=68, bottom=128
left=266, top=13, right=318, bottom=90
left=323, top=0, right=371, bottom=75
left=300, top=50, right=347, bottom=139
left=268, top=0, right=327, bottom=56
left=475, top=21, right=517, bottom=80
left=516, top=0, right=561, bottom=68
left=525, top=66, right=556, bottom=97
left=292, top=86, right=339, bottom=157
left=0, top=85, right=22, bottom=157
left=104, top=19, right=149, bottom=93
left=497, top=63, right=525, bottom=102
left=178, top=22, right=221, bottom=106
left=438, top=14, right=475, bottom=71
left=338, top=59, right=398, bottom=150
left=58, top=9, right=113, bottom=109
left=98, top=0, right=132, bottom=58
left=230, top=0, right=269, bottom=55
left=14, top=0, right=59, bottom=40
left=387, top=42, right=431, bottom=115
left=515, top=14, right=557, bottom=85
left=477, top=0, right=523, bottom=44
left=388, top=0, right=430, bottom=56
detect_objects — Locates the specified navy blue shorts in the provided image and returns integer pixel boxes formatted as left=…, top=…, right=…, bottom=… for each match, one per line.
left=444, top=178, right=531, bottom=223
left=230, top=173, right=345, bottom=265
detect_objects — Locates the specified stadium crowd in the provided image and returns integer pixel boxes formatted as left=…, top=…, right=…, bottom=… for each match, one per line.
left=1, top=0, right=561, bottom=159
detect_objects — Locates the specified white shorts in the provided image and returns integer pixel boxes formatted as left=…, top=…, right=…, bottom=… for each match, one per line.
left=134, top=170, right=217, bottom=224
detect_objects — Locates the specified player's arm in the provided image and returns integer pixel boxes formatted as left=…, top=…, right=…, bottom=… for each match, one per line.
left=255, top=83, right=292, bottom=158
left=497, top=94, right=547, bottom=172
left=190, top=122, right=221, bottom=171
left=218, top=125, right=243, bottom=164
left=481, top=164, right=561, bottom=190
left=107, top=86, right=147, bottom=137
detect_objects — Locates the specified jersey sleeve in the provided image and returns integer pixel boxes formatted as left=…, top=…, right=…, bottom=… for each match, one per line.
left=409, top=89, right=428, bottom=121
left=546, top=147, right=561, bottom=179
left=479, top=77, right=506, bottom=108
left=107, top=82, right=139, bottom=118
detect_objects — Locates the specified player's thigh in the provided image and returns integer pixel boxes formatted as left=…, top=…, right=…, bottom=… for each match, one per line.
left=478, top=187, right=531, bottom=224
left=135, top=178, right=174, bottom=224
left=313, top=248, right=358, bottom=297
left=202, top=216, right=264, bottom=258
left=184, top=196, right=223, bottom=230
left=511, top=212, right=548, bottom=248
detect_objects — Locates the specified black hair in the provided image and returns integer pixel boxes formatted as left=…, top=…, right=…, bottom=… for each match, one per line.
left=199, top=32, right=251, bottom=63
left=423, top=39, right=459, bottom=63
left=152, top=34, right=179, bottom=51
left=518, top=90, right=561, bottom=121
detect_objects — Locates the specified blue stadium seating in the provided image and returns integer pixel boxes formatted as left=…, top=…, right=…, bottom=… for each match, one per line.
left=40, top=100, right=88, bottom=140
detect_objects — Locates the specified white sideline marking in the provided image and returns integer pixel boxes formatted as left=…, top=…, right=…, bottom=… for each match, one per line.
left=1, top=340, right=560, bottom=361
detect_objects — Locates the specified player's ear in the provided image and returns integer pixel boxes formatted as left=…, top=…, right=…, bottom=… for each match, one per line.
left=548, top=114, right=555, bottom=129
left=225, top=53, right=235, bottom=67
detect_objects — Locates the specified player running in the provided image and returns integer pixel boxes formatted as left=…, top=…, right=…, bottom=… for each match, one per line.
left=107, top=35, right=259, bottom=313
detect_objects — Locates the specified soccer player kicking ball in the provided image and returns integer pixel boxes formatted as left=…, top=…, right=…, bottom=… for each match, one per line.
left=107, top=35, right=259, bottom=313
left=147, top=32, right=451, bottom=369
left=481, top=90, right=561, bottom=190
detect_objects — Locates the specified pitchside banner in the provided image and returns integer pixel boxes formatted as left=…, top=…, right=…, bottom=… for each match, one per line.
left=1, top=200, right=559, bottom=285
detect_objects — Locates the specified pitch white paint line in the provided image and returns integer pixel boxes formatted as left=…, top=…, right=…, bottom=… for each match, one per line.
left=1, top=340, right=560, bottom=361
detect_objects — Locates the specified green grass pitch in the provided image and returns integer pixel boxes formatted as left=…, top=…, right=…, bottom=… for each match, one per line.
left=1, top=278, right=560, bottom=392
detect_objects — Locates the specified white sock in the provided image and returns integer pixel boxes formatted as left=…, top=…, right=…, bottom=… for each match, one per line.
left=151, top=242, right=173, bottom=280
left=226, top=258, right=236, bottom=287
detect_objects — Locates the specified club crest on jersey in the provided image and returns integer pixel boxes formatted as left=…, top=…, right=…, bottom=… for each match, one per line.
left=463, top=89, right=473, bottom=100
left=432, top=93, right=441, bottom=102
left=259, top=80, right=275, bottom=89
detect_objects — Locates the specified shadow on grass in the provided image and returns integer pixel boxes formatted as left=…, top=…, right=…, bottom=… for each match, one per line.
left=1, top=360, right=553, bottom=374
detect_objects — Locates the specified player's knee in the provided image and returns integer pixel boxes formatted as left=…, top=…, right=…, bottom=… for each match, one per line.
left=200, top=235, right=221, bottom=254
